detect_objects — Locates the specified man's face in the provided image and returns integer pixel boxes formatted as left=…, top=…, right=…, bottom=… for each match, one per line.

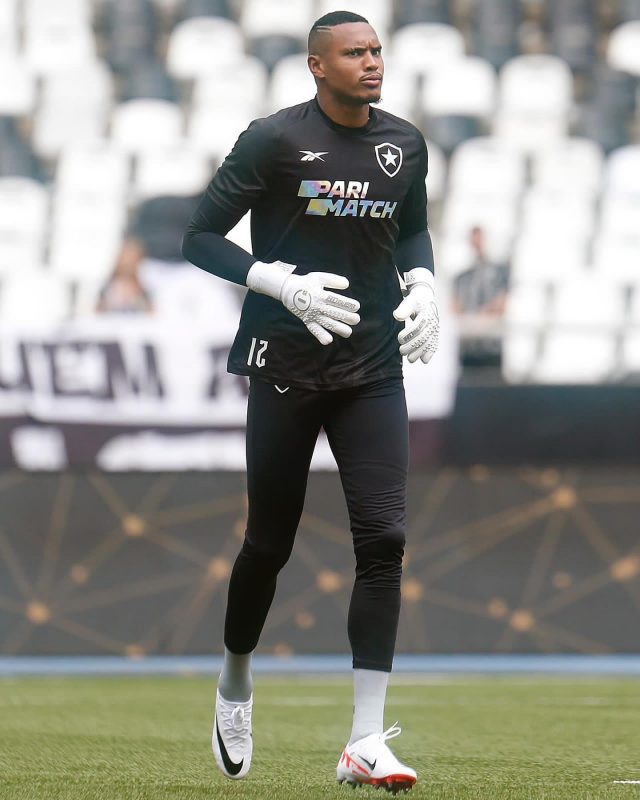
left=309, top=22, right=384, bottom=106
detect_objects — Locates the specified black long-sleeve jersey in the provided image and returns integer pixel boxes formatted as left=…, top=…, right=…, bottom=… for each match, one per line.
left=184, top=97, right=430, bottom=390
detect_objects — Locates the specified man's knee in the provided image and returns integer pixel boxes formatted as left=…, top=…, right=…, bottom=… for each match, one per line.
left=354, top=525, right=406, bottom=578
left=238, top=534, right=293, bottom=575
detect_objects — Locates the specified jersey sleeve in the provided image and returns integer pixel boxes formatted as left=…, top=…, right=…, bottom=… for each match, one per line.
left=181, top=118, right=279, bottom=285
left=396, top=135, right=429, bottom=242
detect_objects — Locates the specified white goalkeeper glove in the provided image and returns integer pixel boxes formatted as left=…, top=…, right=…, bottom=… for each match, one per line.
left=246, top=260, right=360, bottom=345
left=393, top=268, right=439, bottom=364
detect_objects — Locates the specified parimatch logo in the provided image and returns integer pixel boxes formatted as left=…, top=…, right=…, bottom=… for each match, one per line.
left=298, top=180, right=397, bottom=218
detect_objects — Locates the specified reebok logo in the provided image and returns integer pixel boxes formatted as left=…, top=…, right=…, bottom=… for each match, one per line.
left=298, top=179, right=397, bottom=219
left=300, top=151, right=328, bottom=162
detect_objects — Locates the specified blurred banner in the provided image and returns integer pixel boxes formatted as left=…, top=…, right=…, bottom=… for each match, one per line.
left=0, top=316, right=458, bottom=470
left=0, top=468, right=638, bottom=656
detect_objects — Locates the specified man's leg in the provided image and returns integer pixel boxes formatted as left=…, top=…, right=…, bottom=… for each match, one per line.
left=325, top=379, right=416, bottom=790
left=223, top=378, right=323, bottom=680
left=213, top=378, right=323, bottom=778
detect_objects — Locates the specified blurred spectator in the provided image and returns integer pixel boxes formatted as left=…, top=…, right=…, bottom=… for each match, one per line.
left=96, top=240, right=154, bottom=314
left=100, top=193, right=242, bottom=323
left=0, top=117, right=45, bottom=181
left=452, top=226, right=511, bottom=367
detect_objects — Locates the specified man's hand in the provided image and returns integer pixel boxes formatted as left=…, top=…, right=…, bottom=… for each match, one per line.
left=393, top=268, right=439, bottom=364
left=246, top=261, right=360, bottom=345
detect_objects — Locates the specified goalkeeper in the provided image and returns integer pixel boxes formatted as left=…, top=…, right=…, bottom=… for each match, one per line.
left=182, top=9, right=439, bottom=793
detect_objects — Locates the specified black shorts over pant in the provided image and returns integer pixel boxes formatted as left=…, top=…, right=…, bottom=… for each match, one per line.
left=224, top=376, right=409, bottom=672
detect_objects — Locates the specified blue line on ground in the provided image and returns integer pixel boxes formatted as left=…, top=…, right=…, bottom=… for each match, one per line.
left=0, top=654, right=639, bottom=677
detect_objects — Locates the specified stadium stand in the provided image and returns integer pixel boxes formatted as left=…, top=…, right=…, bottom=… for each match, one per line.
left=394, top=0, right=450, bottom=27
left=101, top=0, right=160, bottom=74
left=0, top=177, right=48, bottom=273
left=0, top=0, right=638, bottom=386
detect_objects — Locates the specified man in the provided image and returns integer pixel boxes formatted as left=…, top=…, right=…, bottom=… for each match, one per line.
left=182, top=10, right=439, bottom=793
left=452, top=225, right=510, bottom=367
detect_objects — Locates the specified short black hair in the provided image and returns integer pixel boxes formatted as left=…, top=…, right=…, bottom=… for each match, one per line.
left=308, top=10, right=370, bottom=54
left=310, top=10, right=369, bottom=30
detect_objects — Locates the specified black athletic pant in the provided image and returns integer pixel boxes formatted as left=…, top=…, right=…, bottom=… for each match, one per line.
left=224, top=376, right=409, bottom=672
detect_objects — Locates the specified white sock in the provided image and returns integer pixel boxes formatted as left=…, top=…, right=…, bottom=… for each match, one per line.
left=218, top=647, right=253, bottom=702
left=349, top=668, right=389, bottom=744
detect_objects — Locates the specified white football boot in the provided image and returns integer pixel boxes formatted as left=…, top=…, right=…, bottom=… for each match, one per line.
left=212, top=691, right=253, bottom=779
left=337, top=723, right=417, bottom=793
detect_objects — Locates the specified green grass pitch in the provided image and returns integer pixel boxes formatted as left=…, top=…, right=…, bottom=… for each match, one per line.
left=1, top=675, right=639, bottom=799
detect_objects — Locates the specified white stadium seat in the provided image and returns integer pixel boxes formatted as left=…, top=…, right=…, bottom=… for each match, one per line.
left=592, top=236, right=640, bottom=285
left=511, top=232, right=589, bottom=285
left=192, top=57, right=268, bottom=115
left=141, top=262, right=243, bottom=326
left=41, top=61, right=113, bottom=112
left=599, top=194, right=640, bottom=240
left=520, top=188, right=596, bottom=241
left=33, top=109, right=107, bottom=160
left=167, top=17, right=245, bottom=80
left=73, top=278, right=105, bottom=317
left=421, top=56, right=497, bottom=118
left=495, top=55, right=573, bottom=152
left=111, top=100, right=184, bottom=154
left=0, top=273, right=70, bottom=328
left=241, top=0, right=315, bottom=39
left=56, top=142, right=130, bottom=199
left=622, top=332, right=640, bottom=375
left=441, top=195, right=518, bottom=251
left=533, top=332, right=618, bottom=383
left=0, top=0, right=18, bottom=57
left=552, top=280, right=624, bottom=328
left=498, top=55, right=573, bottom=116
left=502, top=284, right=548, bottom=383
left=24, top=13, right=96, bottom=74
left=268, top=54, right=316, bottom=112
left=607, top=20, right=640, bottom=76
left=374, top=60, right=417, bottom=119
left=604, top=145, right=640, bottom=198
left=188, top=108, right=255, bottom=161
left=24, top=0, right=91, bottom=25
left=0, top=57, right=36, bottom=115
left=50, top=186, right=127, bottom=282
left=448, top=137, right=526, bottom=198
left=532, top=139, right=604, bottom=196
left=622, top=289, right=640, bottom=373
left=134, top=146, right=211, bottom=199
left=390, top=23, right=465, bottom=79
left=531, top=281, right=623, bottom=383
left=0, top=178, right=48, bottom=274
left=425, top=139, right=446, bottom=202
left=49, top=226, right=124, bottom=284
left=435, top=235, right=475, bottom=278
left=33, top=63, right=113, bottom=158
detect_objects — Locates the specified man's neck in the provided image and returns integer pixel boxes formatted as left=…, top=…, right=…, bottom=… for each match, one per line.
left=316, top=93, right=370, bottom=128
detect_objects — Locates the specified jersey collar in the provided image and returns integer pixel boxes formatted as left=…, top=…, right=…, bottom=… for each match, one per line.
left=312, top=96, right=377, bottom=136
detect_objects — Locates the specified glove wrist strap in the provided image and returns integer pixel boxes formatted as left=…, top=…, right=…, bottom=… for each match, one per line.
left=403, top=267, right=435, bottom=291
left=246, top=261, right=296, bottom=299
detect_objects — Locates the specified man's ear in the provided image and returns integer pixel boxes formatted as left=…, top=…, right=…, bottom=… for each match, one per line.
left=308, top=54, right=325, bottom=80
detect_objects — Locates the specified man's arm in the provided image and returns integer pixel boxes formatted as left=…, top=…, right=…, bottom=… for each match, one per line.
left=181, top=118, right=360, bottom=344
left=181, top=198, right=256, bottom=285
left=181, top=118, right=279, bottom=285
left=395, top=229, right=434, bottom=274
left=393, top=137, right=439, bottom=364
